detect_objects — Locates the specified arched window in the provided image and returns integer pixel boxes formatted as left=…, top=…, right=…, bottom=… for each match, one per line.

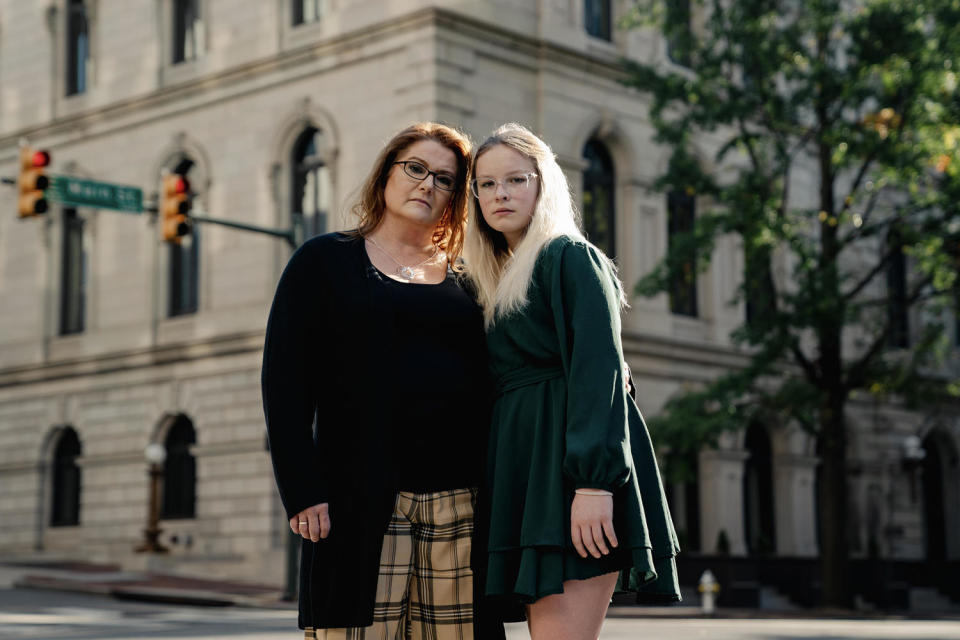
left=162, top=416, right=197, bottom=519
left=66, top=0, right=89, bottom=95
left=291, top=127, right=331, bottom=242
left=51, top=427, right=82, bottom=527
left=667, top=189, right=697, bottom=316
left=168, top=157, right=200, bottom=317
left=743, top=421, right=775, bottom=555
left=581, top=139, right=615, bottom=258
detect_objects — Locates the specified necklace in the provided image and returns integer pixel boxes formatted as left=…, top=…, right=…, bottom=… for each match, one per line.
left=366, top=235, right=441, bottom=280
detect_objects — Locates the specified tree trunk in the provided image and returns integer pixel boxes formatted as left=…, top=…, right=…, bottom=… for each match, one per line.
left=818, top=387, right=851, bottom=607
left=815, top=98, right=852, bottom=607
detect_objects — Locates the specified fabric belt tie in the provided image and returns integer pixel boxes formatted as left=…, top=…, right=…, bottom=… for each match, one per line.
left=495, top=366, right=565, bottom=396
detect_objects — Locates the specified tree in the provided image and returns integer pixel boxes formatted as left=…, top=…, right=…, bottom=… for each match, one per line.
left=623, top=0, right=960, bottom=607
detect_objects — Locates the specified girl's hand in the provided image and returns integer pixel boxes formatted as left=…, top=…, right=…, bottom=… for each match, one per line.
left=571, top=492, right=618, bottom=559
left=290, top=503, right=331, bottom=542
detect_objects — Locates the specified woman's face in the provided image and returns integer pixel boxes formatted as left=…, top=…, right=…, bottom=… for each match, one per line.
left=474, top=144, right=539, bottom=248
left=383, top=139, right=458, bottom=229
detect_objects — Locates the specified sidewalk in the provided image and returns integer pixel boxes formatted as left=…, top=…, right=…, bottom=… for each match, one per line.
left=0, top=557, right=293, bottom=609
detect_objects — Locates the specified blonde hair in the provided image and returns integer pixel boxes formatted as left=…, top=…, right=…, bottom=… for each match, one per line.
left=464, top=123, right=624, bottom=327
left=348, top=122, right=473, bottom=267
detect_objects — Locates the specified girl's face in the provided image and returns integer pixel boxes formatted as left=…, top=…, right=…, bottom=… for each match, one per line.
left=473, top=144, right=539, bottom=248
left=383, top=139, right=457, bottom=229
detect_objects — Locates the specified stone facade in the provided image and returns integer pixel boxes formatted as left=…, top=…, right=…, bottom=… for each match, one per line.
left=0, top=1, right=957, bottom=589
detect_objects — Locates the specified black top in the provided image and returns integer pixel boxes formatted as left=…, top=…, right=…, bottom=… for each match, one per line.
left=374, top=266, right=489, bottom=492
left=262, top=233, right=503, bottom=637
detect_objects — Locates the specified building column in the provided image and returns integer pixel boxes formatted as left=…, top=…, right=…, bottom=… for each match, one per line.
left=773, top=454, right=819, bottom=557
left=699, top=448, right=749, bottom=555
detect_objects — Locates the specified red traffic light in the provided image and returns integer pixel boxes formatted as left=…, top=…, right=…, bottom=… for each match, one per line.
left=18, top=146, right=51, bottom=218
left=161, top=172, right=193, bottom=243
left=32, top=150, right=51, bottom=167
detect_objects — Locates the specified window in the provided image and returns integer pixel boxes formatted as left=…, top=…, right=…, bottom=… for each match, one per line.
left=886, top=227, right=908, bottom=348
left=172, top=0, right=202, bottom=64
left=293, top=0, right=323, bottom=26
left=666, top=0, right=692, bottom=67
left=921, top=431, right=949, bottom=563
left=745, top=252, right=776, bottom=328
left=668, top=190, right=698, bottom=317
left=51, top=427, right=82, bottom=527
left=584, top=0, right=611, bottom=41
left=168, top=158, right=199, bottom=317
left=665, top=453, right=700, bottom=553
left=66, top=0, right=89, bottom=95
left=955, top=296, right=960, bottom=348
left=60, top=208, right=87, bottom=335
left=581, top=139, right=615, bottom=258
left=162, top=416, right=196, bottom=520
left=169, top=228, right=199, bottom=316
left=292, top=127, right=331, bottom=241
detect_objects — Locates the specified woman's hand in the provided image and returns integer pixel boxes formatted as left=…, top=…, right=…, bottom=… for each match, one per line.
left=290, top=503, right=331, bottom=542
left=570, top=492, right=618, bottom=559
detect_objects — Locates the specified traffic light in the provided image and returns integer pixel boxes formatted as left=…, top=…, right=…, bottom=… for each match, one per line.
left=18, top=147, right=51, bottom=218
left=161, top=172, right=192, bottom=243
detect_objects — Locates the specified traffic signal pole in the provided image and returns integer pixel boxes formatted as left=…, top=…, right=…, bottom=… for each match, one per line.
left=142, top=204, right=303, bottom=249
left=185, top=212, right=303, bottom=249
left=156, top=169, right=303, bottom=248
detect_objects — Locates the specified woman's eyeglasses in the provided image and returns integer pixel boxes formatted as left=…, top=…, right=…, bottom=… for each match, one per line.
left=393, top=160, right=457, bottom=192
left=471, top=173, right=538, bottom=199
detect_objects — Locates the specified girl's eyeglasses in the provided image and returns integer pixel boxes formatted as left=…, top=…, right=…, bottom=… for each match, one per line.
left=471, top=173, right=538, bottom=199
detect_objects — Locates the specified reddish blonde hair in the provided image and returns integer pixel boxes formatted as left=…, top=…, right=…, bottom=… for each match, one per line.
left=350, top=123, right=473, bottom=267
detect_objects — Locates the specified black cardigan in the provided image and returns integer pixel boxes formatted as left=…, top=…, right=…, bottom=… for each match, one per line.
left=261, top=232, right=505, bottom=637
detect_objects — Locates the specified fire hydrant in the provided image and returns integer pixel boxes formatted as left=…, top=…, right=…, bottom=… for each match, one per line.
left=698, top=570, right=720, bottom=615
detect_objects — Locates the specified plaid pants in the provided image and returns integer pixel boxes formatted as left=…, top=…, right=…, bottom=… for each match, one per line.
left=306, top=487, right=476, bottom=640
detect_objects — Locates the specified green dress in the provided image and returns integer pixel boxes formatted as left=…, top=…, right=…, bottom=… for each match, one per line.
left=483, top=236, right=681, bottom=605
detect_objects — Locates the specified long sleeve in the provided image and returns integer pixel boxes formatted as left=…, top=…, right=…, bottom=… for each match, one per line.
left=262, top=244, right=330, bottom=520
left=546, top=239, right=633, bottom=492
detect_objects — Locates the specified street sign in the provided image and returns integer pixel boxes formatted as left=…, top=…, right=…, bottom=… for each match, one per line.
left=48, top=175, right=143, bottom=213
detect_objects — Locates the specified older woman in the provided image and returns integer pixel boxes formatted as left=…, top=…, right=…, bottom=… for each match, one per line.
left=464, top=123, right=681, bottom=640
left=262, top=123, right=501, bottom=639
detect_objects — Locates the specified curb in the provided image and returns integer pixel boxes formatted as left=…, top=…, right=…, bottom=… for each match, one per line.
left=110, top=586, right=236, bottom=607
left=13, top=574, right=292, bottom=609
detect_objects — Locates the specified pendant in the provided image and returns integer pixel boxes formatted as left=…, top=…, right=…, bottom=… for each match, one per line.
left=399, top=266, right=416, bottom=279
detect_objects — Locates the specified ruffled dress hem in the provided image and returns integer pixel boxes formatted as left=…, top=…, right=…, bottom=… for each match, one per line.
left=485, top=544, right=680, bottom=607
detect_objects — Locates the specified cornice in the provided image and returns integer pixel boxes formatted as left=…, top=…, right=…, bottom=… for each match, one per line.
left=0, top=7, right=640, bottom=152
left=0, top=331, right=263, bottom=389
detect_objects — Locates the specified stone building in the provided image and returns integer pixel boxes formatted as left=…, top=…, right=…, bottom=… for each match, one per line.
left=0, top=0, right=957, bottom=606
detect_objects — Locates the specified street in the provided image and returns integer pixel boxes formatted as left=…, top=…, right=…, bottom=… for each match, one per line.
left=1, top=588, right=959, bottom=640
